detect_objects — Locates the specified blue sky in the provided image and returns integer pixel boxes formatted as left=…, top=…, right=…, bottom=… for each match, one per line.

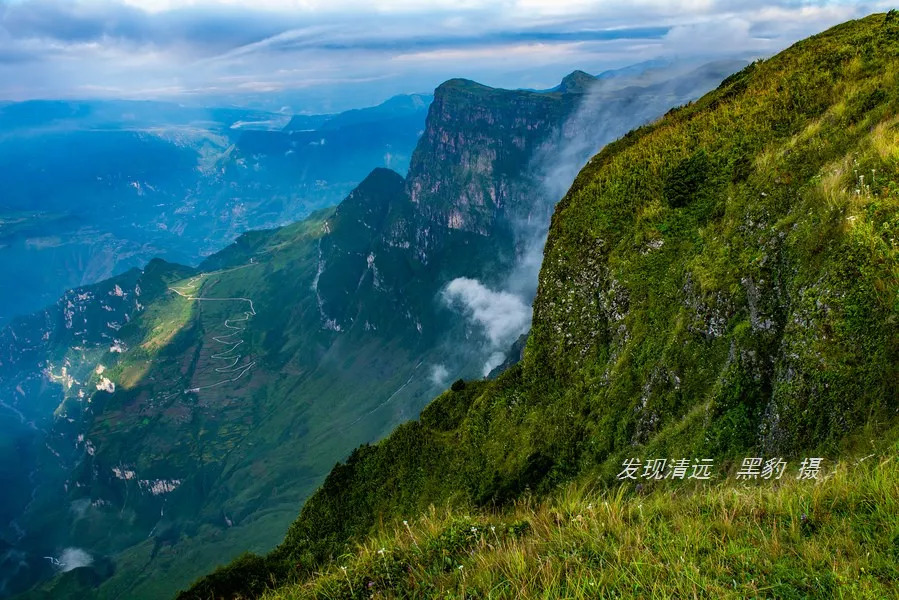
left=0, top=0, right=890, bottom=111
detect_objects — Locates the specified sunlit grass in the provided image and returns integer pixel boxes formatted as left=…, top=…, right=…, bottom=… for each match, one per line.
left=182, top=13, right=899, bottom=600
left=267, top=448, right=899, bottom=599
left=140, top=277, right=197, bottom=351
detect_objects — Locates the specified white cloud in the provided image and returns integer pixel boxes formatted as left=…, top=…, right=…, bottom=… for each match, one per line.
left=58, top=547, right=94, bottom=572
left=483, top=351, right=507, bottom=376
left=390, top=41, right=583, bottom=64
left=0, top=0, right=890, bottom=108
left=429, top=363, right=449, bottom=386
left=443, top=277, right=531, bottom=373
left=120, top=0, right=498, bottom=13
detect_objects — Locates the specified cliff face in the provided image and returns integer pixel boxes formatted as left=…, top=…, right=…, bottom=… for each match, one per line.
left=180, top=14, right=897, bottom=600
left=406, top=80, right=573, bottom=238
left=527, top=17, right=899, bottom=456
left=0, top=74, right=593, bottom=600
left=312, top=79, right=589, bottom=336
left=312, top=63, right=742, bottom=336
left=4, top=60, right=742, bottom=599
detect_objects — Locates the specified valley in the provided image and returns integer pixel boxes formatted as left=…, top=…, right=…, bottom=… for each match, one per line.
left=0, top=4, right=895, bottom=600
left=180, top=13, right=899, bottom=600
left=0, top=60, right=741, bottom=598
left=0, top=95, right=430, bottom=327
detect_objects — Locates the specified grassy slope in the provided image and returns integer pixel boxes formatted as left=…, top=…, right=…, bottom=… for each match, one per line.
left=16, top=74, right=586, bottom=598
left=269, top=438, right=899, bottom=599
left=528, top=14, right=899, bottom=462
left=181, top=13, right=898, bottom=599
left=83, top=205, right=451, bottom=599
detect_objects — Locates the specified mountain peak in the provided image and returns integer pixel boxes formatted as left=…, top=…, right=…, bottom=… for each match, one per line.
left=360, top=165, right=404, bottom=185
left=332, top=167, right=405, bottom=222
left=181, top=14, right=899, bottom=599
left=558, top=70, right=597, bottom=94
left=435, top=78, right=496, bottom=95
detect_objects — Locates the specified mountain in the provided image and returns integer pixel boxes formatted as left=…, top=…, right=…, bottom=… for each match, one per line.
left=242, top=445, right=899, bottom=599
left=306, top=93, right=431, bottom=131
left=231, top=93, right=431, bottom=223
left=0, top=95, right=430, bottom=328
left=180, top=13, right=898, bottom=599
left=281, top=94, right=432, bottom=133
left=0, top=62, right=742, bottom=599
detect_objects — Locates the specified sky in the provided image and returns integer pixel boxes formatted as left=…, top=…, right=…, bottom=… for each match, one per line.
left=0, top=0, right=891, bottom=112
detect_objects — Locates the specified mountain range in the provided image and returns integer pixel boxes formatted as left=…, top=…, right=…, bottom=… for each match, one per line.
left=0, top=94, right=431, bottom=328
left=0, top=58, right=744, bottom=599
left=178, top=13, right=898, bottom=600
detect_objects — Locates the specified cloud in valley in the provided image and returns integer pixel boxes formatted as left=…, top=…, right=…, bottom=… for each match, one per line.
left=429, top=363, right=449, bottom=386
left=443, top=277, right=531, bottom=374
left=57, top=547, right=94, bottom=572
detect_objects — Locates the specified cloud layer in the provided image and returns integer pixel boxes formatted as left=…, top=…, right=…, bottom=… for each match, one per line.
left=0, top=1, right=890, bottom=110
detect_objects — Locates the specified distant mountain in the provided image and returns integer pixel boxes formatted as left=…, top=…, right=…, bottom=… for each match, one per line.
left=232, top=94, right=430, bottom=199
left=284, top=93, right=431, bottom=132
left=0, top=99, right=288, bottom=133
left=178, top=14, right=899, bottom=600
left=0, top=61, right=742, bottom=599
left=281, top=113, right=331, bottom=131
left=0, top=95, right=431, bottom=327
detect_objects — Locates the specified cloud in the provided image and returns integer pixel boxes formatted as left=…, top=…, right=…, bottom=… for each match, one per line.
left=429, top=363, right=449, bottom=386
left=443, top=277, right=531, bottom=374
left=0, top=1, right=891, bottom=109
left=0, top=1, right=287, bottom=50
left=483, top=351, right=507, bottom=377
left=58, top=547, right=93, bottom=572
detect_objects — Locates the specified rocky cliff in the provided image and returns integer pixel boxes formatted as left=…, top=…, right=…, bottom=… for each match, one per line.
left=180, top=13, right=897, bottom=600
left=2, top=61, right=740, bottom=599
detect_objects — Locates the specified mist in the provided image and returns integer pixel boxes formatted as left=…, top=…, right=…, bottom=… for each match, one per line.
left=442, top=277, right=531, bottom=375
left=429, top=364, right=450, bottom=386
left=446, top=59, right=747, bottom=374
left=58, top=547, right=94, bottom=572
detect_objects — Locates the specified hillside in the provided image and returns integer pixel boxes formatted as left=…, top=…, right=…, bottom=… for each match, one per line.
left=268, top=441, right=899, bottom=599
left=181, top=12, right=899, bottom=599
left=0, top=61, right=737, bottom=599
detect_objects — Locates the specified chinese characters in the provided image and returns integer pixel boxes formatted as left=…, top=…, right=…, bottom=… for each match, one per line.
left=617, top=457, right=825, bottom=481
left=617, top=458, right=714, bottom=480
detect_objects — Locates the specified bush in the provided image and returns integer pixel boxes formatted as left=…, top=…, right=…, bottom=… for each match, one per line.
left=664, top=150, right=710, bottom=208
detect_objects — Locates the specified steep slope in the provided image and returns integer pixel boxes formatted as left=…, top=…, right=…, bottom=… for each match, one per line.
left=271, top=441, right=899, bottom=599
left=181, top=13, right=898, bottom=599
left=0, top=79, right=570, bottom=599
left=1, top=62, right=740, bottom=599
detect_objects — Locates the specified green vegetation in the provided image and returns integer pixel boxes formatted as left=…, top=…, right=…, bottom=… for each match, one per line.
left=4, top=44, right=744, bottom=599
left=267, top=443, right=899, bottom=599
left=6, top=65, right=591, bottom=597
left=182, top=13, right=898, bottom=599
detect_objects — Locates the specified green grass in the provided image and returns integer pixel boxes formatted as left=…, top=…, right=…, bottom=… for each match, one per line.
left=266, top=444, right=899, bottom=599
left=181, top=12, right=898, bottom=599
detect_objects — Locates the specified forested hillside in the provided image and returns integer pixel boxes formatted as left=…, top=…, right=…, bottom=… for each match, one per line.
left=183, top=12, right=898, bottom=599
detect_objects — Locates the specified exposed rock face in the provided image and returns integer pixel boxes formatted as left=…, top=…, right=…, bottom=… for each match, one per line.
left=181, top=17, right=897, bottom=600
left=407, top=79, right=573, bottom=240
left=309, top=79, right=592, bottom=338
left=316, top=168, right=407, bottom=331
left=0, top=76, right=587, bottom=600
left=313, top=60, right=748, bottom=341
left=2, top=62, right=745, bottom=599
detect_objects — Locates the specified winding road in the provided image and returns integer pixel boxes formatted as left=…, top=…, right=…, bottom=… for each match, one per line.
left=168, top=264, right=258, bottom=394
